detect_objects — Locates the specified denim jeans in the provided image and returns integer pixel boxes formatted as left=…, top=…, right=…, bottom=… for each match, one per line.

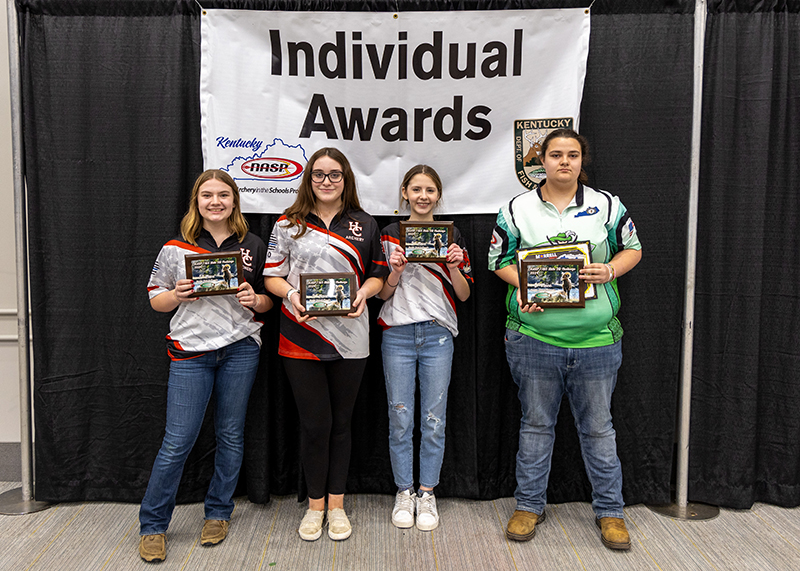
left=382, top=321, right=454, bottom=490
left=504, top=328, right=624, bottom=519
left=139, top=336, right=260, bottom=535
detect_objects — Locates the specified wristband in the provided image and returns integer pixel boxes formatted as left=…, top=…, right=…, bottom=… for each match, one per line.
left=387, top=277, right=399, bottom=288
left=286, top=288, right=300, bottom=302
left=605, top=263, right=616, bottom=281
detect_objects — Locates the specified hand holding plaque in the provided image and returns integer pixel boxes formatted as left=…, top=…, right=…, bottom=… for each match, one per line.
left=184, top=251, right=244, bottom=297
left=399, top=221, right=453, bottom=263
left=519, top=258, right=585, bottom=308
left=517, top=241, right=596, bottom=300
left=300, top=273, right=357, bottom=316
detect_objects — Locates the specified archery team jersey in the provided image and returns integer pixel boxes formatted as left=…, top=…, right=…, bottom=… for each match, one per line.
left=264, top=209, right=389, bottom=360
left=147, top=229, right=268, bottom=359
left=377, top=222, right=474, bottom=337
left=488, top=182, right=641, bottom=348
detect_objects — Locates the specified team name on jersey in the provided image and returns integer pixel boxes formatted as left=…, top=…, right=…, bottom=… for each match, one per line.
left=346, top=221, right=364, bottom=242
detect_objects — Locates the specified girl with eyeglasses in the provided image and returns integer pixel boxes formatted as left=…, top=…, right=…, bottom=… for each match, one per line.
left=264, top=148, right=388, bottom=542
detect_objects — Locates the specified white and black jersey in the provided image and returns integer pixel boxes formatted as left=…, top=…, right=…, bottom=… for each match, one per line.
left=377, top=222, right=473, bottom=337
left=264, top=209, right=389, bottom=360
left=147, top=229, right=268, bottom=359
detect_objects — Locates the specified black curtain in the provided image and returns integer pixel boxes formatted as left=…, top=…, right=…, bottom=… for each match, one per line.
left=689, top=1, right=800, bottom=508
left=22, top=0, right=697, bottom=508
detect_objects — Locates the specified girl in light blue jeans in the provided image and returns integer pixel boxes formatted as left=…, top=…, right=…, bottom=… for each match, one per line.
left=377, top=165, right=472, bottom=531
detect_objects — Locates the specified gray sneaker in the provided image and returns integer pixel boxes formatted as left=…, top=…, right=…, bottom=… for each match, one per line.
left=298, top=509, right=324, bottom=541
left=392, top=489, right=415, bottom=528
left=327, top=508, right=352, bottom=540
left=416, top=492, right=439, bottom=531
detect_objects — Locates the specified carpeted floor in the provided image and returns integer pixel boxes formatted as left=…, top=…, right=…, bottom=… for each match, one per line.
left=1, top=481, right=798, bottom=570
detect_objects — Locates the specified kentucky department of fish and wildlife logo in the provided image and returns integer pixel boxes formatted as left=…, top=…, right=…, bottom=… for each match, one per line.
left=514, top=117, right=574, bottom=190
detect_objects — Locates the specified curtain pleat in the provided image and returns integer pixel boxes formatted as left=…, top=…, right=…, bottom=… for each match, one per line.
left=20, top=0, right=796, bottom=511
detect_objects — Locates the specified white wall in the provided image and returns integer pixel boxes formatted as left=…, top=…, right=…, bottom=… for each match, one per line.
left=0, top=3, right=22, bottom=444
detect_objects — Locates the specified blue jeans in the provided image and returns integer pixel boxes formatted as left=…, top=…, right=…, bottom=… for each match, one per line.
left=504, top=329, right=624, bottom=519
left=382, top=321, right=454, bottom=490
left=139, top=336, right=260, bottom=535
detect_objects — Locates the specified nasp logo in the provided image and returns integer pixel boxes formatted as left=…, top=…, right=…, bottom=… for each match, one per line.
left=514, top=118, right=574, bottom=190
left=223, top=138, right=307, bottom=184
left=241, top=157, right=303, bottom=180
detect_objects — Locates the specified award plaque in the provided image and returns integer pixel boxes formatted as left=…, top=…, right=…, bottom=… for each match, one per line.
left=399, top=221, right=453, bottom=262
left=184, top=251, right=244, bottom=297
left=300, top=273, right=357, bottom=316
left=518, top=241, right=597, bottom=300
left=519, top=258, right=585, bottom=308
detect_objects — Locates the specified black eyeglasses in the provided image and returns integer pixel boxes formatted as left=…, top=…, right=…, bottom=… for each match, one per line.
left=310, top=170, right=343, bottom=183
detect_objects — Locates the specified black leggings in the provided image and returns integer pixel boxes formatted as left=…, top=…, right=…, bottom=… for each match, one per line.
left=283, top=357, right=367, bottom=499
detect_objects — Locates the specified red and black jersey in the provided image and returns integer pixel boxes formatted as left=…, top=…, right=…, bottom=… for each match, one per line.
left=147, top=229, right=267, bottom=359
left=377, top=221, right=473, bottom=337
left=264, top=208, right=389, bottom=360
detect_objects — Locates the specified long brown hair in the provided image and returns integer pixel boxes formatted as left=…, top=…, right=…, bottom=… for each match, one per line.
left=399, top=164, right=443, bottom=210
left=540, top=128, right=592, bottom=185
left=283, top=147, right=362, bottom=238
left=180, top=169, right=249, bottom=245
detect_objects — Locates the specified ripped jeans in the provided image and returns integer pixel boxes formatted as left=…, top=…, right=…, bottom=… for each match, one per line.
left=382, top=321, right=454, bottom=490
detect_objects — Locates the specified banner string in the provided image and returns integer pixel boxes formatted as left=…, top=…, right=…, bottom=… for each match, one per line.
left=194, top=0, right=205, bottom=12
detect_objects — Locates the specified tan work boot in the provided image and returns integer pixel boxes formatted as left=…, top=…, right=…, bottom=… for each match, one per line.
left=200, top=519, right=229, bottom=546
left=506, top=509, right=546, bottom=541
left=595, top=517, right=631, bottom=550
left=139, top=533, right=166, bottom=562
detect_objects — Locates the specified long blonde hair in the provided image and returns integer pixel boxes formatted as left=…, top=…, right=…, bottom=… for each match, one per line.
left=283, top=147, right=361, bottom=239
left=180, top=169, right=249, bottom=245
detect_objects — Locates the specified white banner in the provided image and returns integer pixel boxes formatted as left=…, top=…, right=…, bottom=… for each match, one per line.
left=200, top=9, right=589, bottom=214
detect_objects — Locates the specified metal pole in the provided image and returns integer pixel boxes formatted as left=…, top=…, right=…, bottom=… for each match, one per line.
left=0, top=0, right=50, bottom=515
left=648, top=0, right=717, bottom=521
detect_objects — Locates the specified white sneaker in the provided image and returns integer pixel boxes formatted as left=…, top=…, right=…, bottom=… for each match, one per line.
left=416, top=492, right=439, bottom=531
left=298, top=509, right=324, bottom=541
left=392, top=489, right=415, bottom=528
left=327, top=508, right=352, bottom=540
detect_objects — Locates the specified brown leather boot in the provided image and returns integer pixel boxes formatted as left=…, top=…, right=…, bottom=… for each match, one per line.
left=200, top=519, right=229, bottom=546
left=595, top=517, right=631, bottom=550
left=506, top=509, right=546, bottom=541
left=139, top=533, right=166, bottom=562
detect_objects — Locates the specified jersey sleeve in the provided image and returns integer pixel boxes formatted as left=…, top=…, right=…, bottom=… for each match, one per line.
left=146, top=244, right=178, bottom=299
left=380, top=221, right=400, bottom=265
left=249, top=235, right=269, bottom=295
left=365, top=217, right=390, bottom=280
left=607, top=200, right=642, bottom=257
left=453, top=227, right=474, bottom=286
left=263, top=218, right=291, bottom=278
left=488, top=205, right=521, bottom=271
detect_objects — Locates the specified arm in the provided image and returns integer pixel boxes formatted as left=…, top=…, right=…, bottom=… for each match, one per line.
left=378, top=245, right=407, bottom=300
left=446, top=243, right=471, bottom=302
left=579, top=248, right=643, bottom=284
left=150, top=278, right=197, bottom=312
left=493, top=264, right=520, bottom=289
left=493, top=264, right=543, bottom=313
left=235, top=281, right=274, bottom=313
left=609, top=248, right=642, bottom=278
left=265, top=276, right=314, bottom=323
left=348, top=276, right=384, bottom=318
